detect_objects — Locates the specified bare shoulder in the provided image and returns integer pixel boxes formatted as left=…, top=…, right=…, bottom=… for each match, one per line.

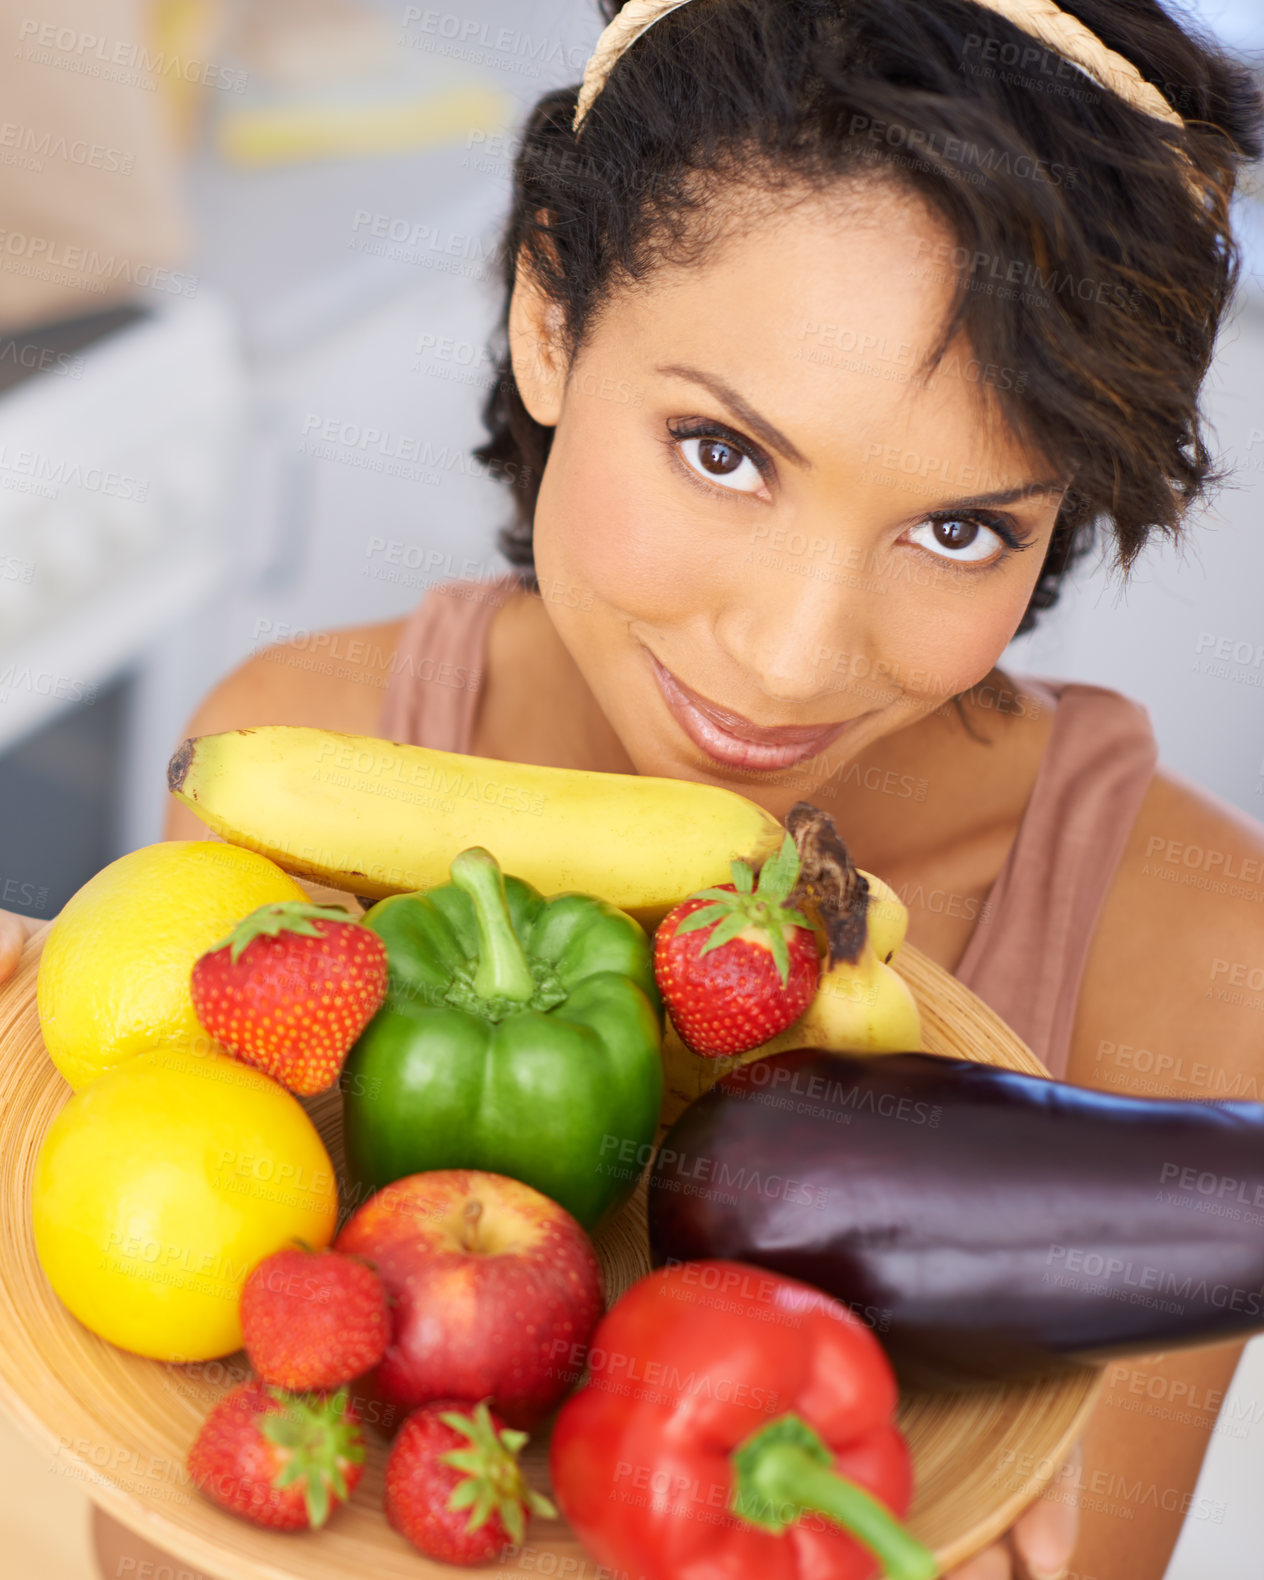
left=163, top=617, right=405, bottom=838
left=1070, top=768, right=1264, bottom=1097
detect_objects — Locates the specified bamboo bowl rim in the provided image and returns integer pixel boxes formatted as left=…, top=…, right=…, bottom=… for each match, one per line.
left=0, top=917, right=1102, bottom=1578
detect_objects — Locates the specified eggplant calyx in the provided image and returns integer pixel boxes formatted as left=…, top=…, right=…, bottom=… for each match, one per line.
left=730, top=1412, right=938, bottom=1580
left=783, top=801, right=869, bottom=968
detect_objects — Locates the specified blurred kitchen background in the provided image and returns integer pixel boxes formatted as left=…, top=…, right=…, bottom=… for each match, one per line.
left=0, top=0, right=1261, bottom=1576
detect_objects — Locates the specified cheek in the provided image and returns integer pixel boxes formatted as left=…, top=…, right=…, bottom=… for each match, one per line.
left=531, top=412, right=731, bottom=620
left=883, top=580, right=1032, bottom=702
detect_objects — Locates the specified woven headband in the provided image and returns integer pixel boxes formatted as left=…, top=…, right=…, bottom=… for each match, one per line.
left=572, top=0, right=1187, bottom=134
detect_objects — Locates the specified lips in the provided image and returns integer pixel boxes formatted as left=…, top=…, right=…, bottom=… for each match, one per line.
left=646, top=650, right=853, bottom=772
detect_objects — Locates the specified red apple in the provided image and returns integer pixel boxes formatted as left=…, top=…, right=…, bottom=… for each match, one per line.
left=335, top=1169, right=604, bottom=1430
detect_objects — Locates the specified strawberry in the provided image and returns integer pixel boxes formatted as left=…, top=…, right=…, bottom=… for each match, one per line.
left=653, top=830, right=820, bottom=1056
left=187, top=1381, right=365, bottom=1531
left=384, top=1399, right=556, bottom=1565
left=241, top=1244, right=390, bottom=1392
left=191, top=901, right=388, bottom=1096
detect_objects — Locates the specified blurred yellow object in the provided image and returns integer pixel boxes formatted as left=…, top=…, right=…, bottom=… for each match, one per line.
left=216, top=83, right=513, bottom=166
left=152, top=0, right=227, bottom=149
left=31, top=1041, right=338, bottom=1361
left=36, top=842, right=308, bottom=1092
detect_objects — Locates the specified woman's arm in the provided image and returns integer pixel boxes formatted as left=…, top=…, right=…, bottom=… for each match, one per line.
left=1062, top=770, right=1264, bottom=1578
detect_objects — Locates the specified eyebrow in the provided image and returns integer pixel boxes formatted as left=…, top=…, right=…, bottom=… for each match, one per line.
left=932, top=482, right=1068, bottom=511
left=654, top=362, right=811, bottom=468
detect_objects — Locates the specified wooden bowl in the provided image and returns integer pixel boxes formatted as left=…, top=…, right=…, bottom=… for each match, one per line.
left=0, top=919, right=1101, bottom=1579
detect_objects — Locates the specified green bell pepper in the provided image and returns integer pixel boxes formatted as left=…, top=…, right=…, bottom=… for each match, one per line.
left=341, top=846, right=664, bottom=1230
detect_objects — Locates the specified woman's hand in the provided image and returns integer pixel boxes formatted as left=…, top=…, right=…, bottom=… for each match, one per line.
left=0, top=907, right=35, bottom=985
left=942, top=1439, right=1082, bottom=1580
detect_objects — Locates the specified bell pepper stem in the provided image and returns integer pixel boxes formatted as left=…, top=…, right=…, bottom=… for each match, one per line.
left=731, top=1414, right=938, bottom=1580
left=449, top=847, right=537, bottom=1003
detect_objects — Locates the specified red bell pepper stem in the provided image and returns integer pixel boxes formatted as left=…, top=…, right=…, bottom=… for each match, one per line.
left=731, top=1414, right=939, bottom=1580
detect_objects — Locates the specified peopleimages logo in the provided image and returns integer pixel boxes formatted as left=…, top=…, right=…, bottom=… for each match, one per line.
left=14, top=18, right=248, bottom=92
left=0, top=121, right=135, bottom=174
left=398, top=9, right=588, bottom=73
left=0, top=444, right=148, bottom=500
left=0, top=667, right=97, bottom=705
left=1045, top=1243, right=1264, bottom=1317
left=0, top=230, right=196, bottom=295
left=847, top=113, right=1078, bottom=189
left=1191, top=631, right=1264, bottom=689
left=911, top=237, right=1137, bottom=310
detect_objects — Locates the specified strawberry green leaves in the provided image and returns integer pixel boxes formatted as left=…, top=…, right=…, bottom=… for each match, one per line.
left=438, top=1401, right=557, bottom=1547
left=213, top=901, right=360, bottom=964
left=257, top=1386, right=366, bottom=1530
left=673, top=831, right=814, bottom=987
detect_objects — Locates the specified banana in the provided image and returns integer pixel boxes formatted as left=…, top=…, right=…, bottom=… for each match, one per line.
left=167, top=726, right=784, bottom=928
left=863, top=870, right=907, bottom=962
left=754, top=936, right=922, bottom=1054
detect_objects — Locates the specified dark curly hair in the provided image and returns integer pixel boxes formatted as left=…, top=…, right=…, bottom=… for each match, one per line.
left=472, top=0, right=1262, bottom=634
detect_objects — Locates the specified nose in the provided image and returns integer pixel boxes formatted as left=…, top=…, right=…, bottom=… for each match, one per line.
left=714, top=553, right=882, bottom=709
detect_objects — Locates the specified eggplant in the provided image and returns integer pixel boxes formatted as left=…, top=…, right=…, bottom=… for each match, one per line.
left=647, top=1048, right=1264, bottom=1389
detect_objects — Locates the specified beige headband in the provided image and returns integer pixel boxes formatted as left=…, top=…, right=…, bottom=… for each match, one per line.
left=572, top=0, right=1187, bottom=134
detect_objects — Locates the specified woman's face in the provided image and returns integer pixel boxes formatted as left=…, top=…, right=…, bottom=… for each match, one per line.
left=512, top=180, right=1066, bottom=815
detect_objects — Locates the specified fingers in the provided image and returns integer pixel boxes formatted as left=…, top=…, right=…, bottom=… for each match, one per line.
left=1010, top=1436, right=1084, bottom=1580
left=0, top=908, right=29, bottom=985
left=942, top=1437, right=1084, bottom=1580
left=941, top=1539, right=1013, bottom=1580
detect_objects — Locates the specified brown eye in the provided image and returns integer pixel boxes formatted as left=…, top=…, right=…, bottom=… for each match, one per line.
left=697, top=439, right=743, bottom=475
left=907, top=514, right=1005, bottom=565
left=933, top=518, right=978, bottom=550
left=675, top=434, right=765, bottom=495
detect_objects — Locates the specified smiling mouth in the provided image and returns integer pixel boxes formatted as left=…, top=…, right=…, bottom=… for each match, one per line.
left=645, top=649, right=859, bottom=772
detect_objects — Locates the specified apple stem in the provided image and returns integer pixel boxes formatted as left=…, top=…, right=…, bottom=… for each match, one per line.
left=462, top=1199, right=483, bottom=1252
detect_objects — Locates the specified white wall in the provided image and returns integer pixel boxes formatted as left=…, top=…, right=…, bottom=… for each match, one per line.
left=1007, top=284, right=1264, bottom=818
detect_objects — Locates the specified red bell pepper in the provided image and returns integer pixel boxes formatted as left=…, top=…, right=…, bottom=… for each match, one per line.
left=550, top=1259, right=938, bottom=1580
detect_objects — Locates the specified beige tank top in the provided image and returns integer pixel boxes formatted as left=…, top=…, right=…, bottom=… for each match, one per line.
left=380, top=573, right=1158, bottom=1080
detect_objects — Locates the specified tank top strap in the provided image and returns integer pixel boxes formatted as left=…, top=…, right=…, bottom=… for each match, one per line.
left=378, top=573, right=522, bottom=751
left=953, top=677, right=1158, bottom=1079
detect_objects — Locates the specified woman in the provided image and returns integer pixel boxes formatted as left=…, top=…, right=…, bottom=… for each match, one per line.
left=78, top=0, right=1264, bottom=1575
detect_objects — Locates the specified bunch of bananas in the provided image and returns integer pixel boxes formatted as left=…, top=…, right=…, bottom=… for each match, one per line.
left=169, top=727, right=921, bottom=1119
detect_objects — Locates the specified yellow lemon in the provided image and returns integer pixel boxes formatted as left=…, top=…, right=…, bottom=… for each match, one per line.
left=37, top=840, right=308, bottom=1090
left=30, top=1042, right=338, bottom=1361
